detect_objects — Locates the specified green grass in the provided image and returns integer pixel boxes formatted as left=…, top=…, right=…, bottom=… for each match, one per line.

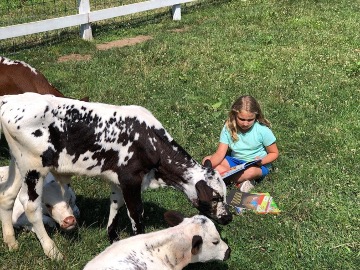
left=0, top=0, right=359, bottom=269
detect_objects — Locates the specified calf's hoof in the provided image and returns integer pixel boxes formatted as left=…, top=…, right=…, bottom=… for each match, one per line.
left=8, top=241, right=19, bottom=251
left=46, top=248, right=64, bottom=261
left=43, top=240, right=64, bottom=260
left=5, top=238, right=19, bottom=250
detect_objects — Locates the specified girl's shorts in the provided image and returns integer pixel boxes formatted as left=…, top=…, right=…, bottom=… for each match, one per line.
left=225, top=156, right=272, bottom=178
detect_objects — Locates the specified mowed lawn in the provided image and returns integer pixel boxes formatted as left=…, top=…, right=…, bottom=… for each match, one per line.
left=0, top=0, right=359, bottom=269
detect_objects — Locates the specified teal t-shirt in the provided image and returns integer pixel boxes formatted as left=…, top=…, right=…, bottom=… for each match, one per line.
left=219, top=121, right=276, bottom=161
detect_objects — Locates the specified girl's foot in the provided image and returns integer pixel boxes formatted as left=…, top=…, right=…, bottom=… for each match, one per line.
left=237, top=180, right=255, bottom=192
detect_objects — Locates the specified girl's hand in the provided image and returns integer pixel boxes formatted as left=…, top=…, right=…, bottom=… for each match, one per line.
left=261, top=143, right=279, bottom=165
left=254, top=157, right=262, bottom=166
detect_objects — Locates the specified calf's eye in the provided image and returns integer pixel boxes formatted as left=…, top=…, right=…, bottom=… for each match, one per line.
left=212, top=240, right=220, bottom=245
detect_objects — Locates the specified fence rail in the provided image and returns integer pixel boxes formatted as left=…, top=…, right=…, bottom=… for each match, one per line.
left=0, top=0, right=195, bottom=41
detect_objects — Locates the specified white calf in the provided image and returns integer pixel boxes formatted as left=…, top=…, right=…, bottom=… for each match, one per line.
left=0, top=166, right=79, bottom=231
left=83, top=211, right=231, bottom=270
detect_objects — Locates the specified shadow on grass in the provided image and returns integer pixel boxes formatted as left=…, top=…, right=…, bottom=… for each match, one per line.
left=75, top=195, right=172, bottom=233
left=75, top=195, right=229, bottom=270
left=11, top=189, right=229, bottom=269
left=0, top=136, right=11, bottom=163
left=11, top=197, right=171, bottom=245
left=184, top=261, right=229, bottom=270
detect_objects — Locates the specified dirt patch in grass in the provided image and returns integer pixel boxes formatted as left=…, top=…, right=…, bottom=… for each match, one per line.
left=57, top=35, right=153, bottom=62
left=57, top=54, right=92, bottom=63
left=96, top=35, right=153, bottom=50
left=57, top=28, right=188, bottom=62
left=57, top=29, right=189, bottom=62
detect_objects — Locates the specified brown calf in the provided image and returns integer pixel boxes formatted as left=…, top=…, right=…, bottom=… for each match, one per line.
left=0, top=56, right=65, bottom=97
left=0, top=56, right=88, bottom=101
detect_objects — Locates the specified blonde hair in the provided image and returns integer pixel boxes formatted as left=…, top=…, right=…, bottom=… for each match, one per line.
left=225, top=95, right=271, bottom=142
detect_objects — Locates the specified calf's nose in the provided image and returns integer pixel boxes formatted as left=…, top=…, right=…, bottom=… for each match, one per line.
left=219, top=213, right=233, bottom=225
left=61, top=216, right=77, bottom=230
left=224, top=247, right=231, bottom=261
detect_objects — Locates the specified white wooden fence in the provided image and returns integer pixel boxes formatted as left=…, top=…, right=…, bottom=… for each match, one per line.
left=0, top=0, right=195, bottom=41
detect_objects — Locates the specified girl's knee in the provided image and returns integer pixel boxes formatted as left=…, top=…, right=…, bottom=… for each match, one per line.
left=242, top=167, right=263, bottom=180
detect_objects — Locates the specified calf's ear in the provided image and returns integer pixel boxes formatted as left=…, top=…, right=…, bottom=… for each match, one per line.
left=204, top=159, right=212, bottom=168
left=191, top=235, right=203, bottom=255
left=164, top=210, right=184, bottom=227
left=195, top=180, right=214, bottom=202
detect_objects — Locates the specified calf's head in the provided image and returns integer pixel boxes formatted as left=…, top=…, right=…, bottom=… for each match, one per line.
left=193, top=160, right=232, bottom=225
left=164, top=211, right=231, bottom=263
left=42, top=179, right=78, bottom=231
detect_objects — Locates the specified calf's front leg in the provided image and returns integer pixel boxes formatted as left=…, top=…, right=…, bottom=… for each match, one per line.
left=107, top=183, right=125, bottom=243
left=122, top=180, right=145, bottom=236
left=20, top=170, right=63, bottom=260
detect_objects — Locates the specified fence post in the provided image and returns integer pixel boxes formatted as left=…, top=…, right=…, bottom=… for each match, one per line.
left=78, top=0, right=93, bottom=40
left=172, top=4, right=182, bottom=20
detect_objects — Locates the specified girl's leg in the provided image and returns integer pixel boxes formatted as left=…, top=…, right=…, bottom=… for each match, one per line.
left=236, top=165, right=271, bottom=192
left=235, top=166, right=263, bottom=184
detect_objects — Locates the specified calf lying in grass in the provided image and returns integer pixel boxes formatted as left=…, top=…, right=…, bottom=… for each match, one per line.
left=0, top=166, right=79, bottom=231
left=83, top=211, right=231, bottom=270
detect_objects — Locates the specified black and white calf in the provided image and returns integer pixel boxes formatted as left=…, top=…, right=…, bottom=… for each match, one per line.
left=83, top=211, right=231, bottom=270
left=0, top=93, right=232, bottom=260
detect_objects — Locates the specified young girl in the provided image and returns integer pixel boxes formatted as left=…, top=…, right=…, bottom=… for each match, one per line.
left=202, top=95, right=279, bottom=192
